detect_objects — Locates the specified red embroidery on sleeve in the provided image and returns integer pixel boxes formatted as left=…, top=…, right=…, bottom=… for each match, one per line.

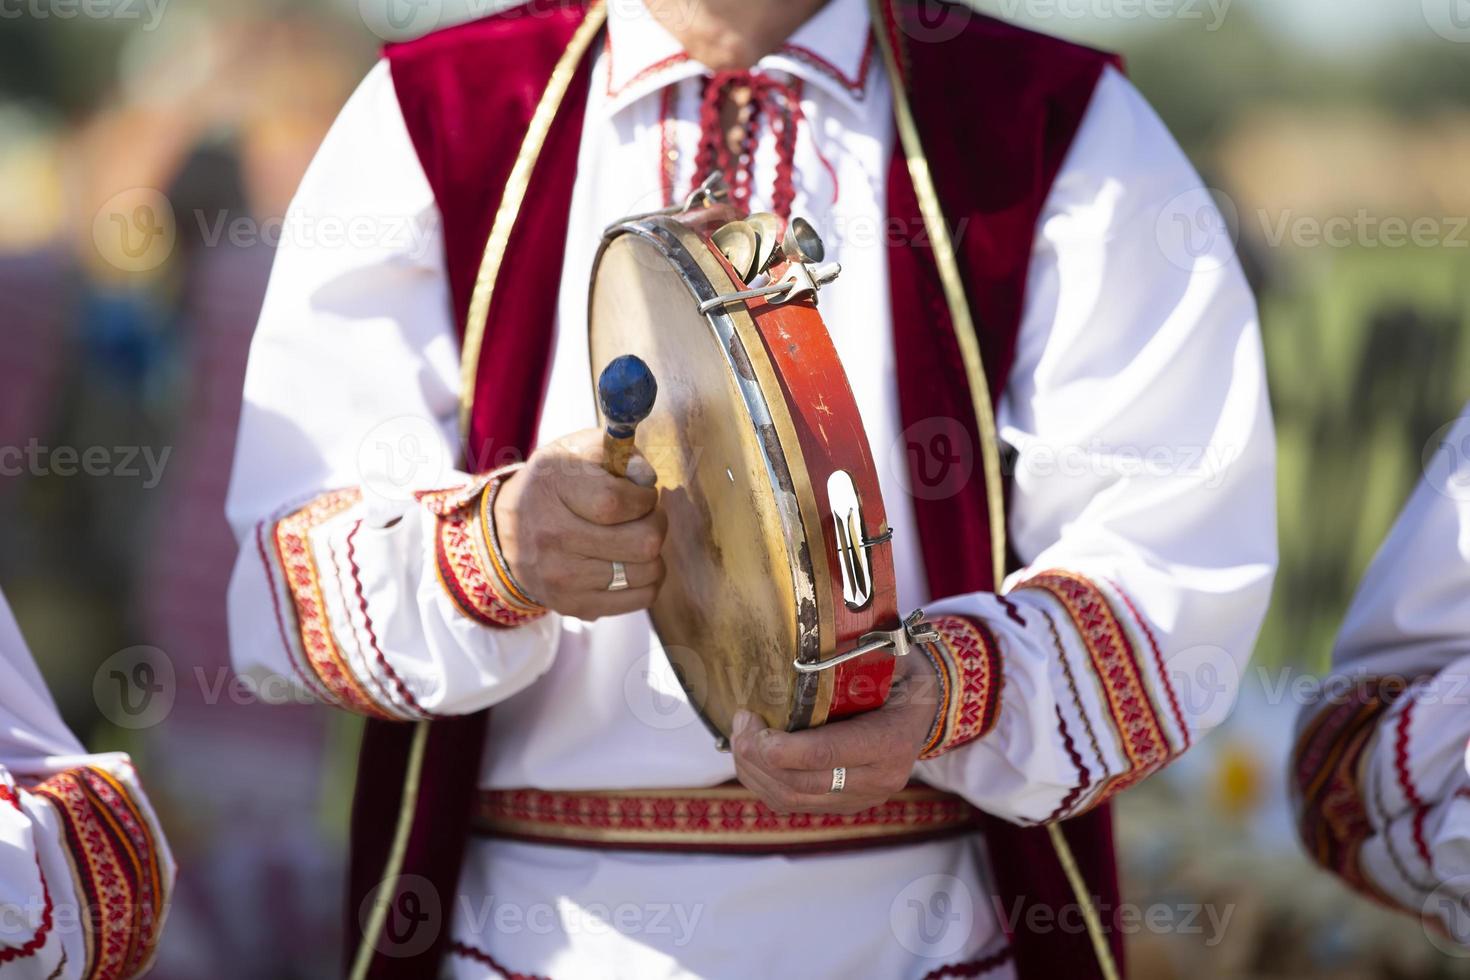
left=0, top=785, right=54, bottom=965
left=30, top=767, right=166, bottom=978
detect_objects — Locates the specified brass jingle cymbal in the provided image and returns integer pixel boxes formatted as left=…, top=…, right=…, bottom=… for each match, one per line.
left=783, top=216, right=825, bottom=264
left=747, top=211, right=783, bottom=275
left=711, top=220, right=759, bottom=281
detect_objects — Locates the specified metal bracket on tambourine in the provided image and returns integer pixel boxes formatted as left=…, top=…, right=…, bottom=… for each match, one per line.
left=792, top=610, right=940, bottom=675
left=696, top=261, right=842, bottom=314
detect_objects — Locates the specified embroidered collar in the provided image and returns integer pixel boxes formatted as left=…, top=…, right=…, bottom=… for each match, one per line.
left=602, top=0, right=875, bottom=116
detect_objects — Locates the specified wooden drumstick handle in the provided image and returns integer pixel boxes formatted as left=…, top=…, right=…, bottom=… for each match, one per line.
left=596, top=355, right=658, bottom=478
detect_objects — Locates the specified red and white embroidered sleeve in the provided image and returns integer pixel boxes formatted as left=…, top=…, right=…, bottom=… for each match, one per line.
left=417, top=467, right=547, bottom=630
left=1290, top=677, right=1406, bottom=909
left=918, top=615, right=1004, bottom=760
left=0, top=779, right=56, bottom=975
left=1290, top=664, right=1470, bottom=924
left=6, top=765, right=171, bottom=980
left=253, top=472, right=546, bottom=721
left=1009, top=570, right=1192, bottom=821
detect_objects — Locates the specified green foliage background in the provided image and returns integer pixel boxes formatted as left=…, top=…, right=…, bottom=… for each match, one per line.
left=1112, top=8, right=1470, bottom=672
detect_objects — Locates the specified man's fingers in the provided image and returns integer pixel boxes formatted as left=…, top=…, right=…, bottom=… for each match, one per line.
left=748, top=763, right=843, bottom=798
left=553, top=556, right=664, bottom=593
left=557, top=510, right=667, bottom=564
left=564, top=585, right=660, bottom=621
left=730, top=711, right=901, bottom=814
left=752, top=712, right=894, bottom=771
left=734, top=750, right=894, bottom=815
left=624, top=453, right=657, bottom=488
left=558, top=468, right=659, bottom=525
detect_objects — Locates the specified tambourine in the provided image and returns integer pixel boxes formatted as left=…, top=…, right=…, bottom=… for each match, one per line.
left=589, top=176, right=935, bottom=744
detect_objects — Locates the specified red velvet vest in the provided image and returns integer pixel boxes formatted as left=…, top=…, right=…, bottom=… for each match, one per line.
left=351, top=3, right=1124, bottom=977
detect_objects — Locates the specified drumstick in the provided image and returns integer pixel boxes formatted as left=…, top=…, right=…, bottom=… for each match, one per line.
left=596, top=354, right=658, bottom=478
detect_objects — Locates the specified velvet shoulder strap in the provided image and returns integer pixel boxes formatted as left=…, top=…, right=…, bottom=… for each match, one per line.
left=387, top=0, right=601, bottom=468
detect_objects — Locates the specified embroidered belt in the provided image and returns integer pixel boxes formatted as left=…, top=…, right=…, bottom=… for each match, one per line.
left=472, top=782, right=979, bottom=854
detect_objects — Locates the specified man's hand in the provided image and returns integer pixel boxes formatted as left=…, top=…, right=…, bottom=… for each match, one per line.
left=493, top=429, right=666, bottom=621
left=730, top=651, right=942, bottom=815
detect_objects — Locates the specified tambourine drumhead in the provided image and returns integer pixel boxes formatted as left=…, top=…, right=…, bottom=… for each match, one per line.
left=589, top=219, right=830, bottom=738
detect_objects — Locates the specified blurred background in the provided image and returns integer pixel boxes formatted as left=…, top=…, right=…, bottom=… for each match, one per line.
left=0, top=0, right=1467, bottom=977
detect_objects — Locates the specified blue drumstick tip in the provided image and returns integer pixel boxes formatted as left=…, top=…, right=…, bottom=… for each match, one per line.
left=598, top=355, right=658, bottom=432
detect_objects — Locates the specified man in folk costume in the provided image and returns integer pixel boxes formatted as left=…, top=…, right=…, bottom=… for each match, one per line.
left=1292, top=405, right=1470, bottom=941
left=0, top=593, right=175, bottom=978
left=225, top=0, right=1275, bottom=976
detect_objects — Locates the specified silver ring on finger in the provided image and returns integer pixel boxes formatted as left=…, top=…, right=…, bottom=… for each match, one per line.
left=607, top=560, right=630, bottom=592
left=829, top=766, right=846, bottom=794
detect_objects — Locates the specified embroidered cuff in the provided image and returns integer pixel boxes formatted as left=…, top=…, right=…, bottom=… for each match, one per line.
left=1291, top=677, right=1406, bottom=907
left=0, top=782, right=52, bottom=968
left=1019, top=571, right=1194, bottom=813
left=271, top=487, right=402, bottom=719
left=919, top=614, right=1003, bottom=760
left=30, top=767, right=167, bottom=979
left=422, top=466, right=547, bottom=629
